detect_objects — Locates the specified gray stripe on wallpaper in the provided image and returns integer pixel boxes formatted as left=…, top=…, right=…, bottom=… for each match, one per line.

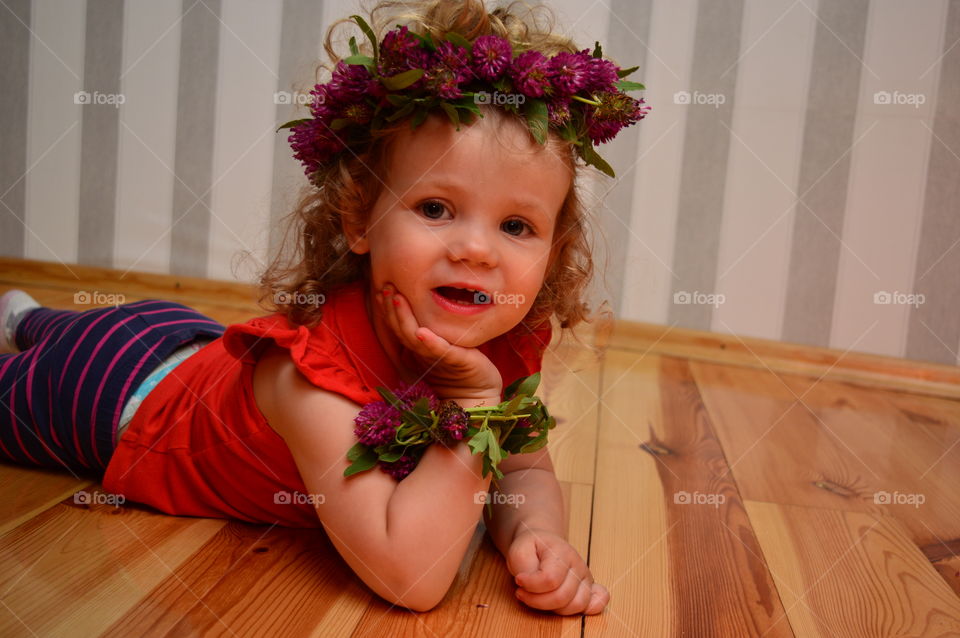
left=78, top=0, right=124, bottom=267
left=668, top=0, right=744, bottom=329
left=170, top=0, right=222, bottom=277
left=0, top=0, right=30, bottom=258
left=906, top=0, right=960, bottom=365
left=595, top=0, right=653, bottom=315
left=269, top=0, right=326, bottom=259
left=781, top=0, right=870, bottom=347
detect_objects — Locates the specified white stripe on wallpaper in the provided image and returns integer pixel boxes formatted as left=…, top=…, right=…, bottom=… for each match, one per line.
left=24, top=0, right=85, bottom=265
left=115, top=0, right=182, bottom=276
left=713, top=0, right=818, bottom=341
left=623, top=0, right=697, bottom=325
left=830, top=0, right=947, bottom=358
left=207, top=0, right=282, bottom=281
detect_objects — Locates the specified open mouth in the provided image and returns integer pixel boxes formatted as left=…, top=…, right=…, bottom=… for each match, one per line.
left=433, top=286, right=490, bottom=305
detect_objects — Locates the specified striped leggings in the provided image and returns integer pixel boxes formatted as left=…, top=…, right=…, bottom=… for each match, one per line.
left=0, top=299, right=225, bottom=475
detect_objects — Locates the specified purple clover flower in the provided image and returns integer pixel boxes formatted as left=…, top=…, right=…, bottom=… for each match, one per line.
left=353, top=401, right=401, bottom=446
left=585, top=92, right=650, bottom=144
left=471, top=35, right=512, bottom=81
left=585, top=55, right=620, bottom=93
left=509, top=50, right=552, bottom=98
left=547, top=99, right=572, bottom=127
left=437, top=401, right=469, bottom=446
left=379, top=453, right=418, bottom=480
left=327, top=61, right=378, bottom=103
left=288, top=117, right=347, bottom=177
left=393, top=380, right=439, bottom=411
left=548, top=51, right=591, bottom=96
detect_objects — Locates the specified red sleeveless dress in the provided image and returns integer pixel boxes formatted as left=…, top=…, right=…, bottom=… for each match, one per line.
left=101, top=280, right=551, bottom=527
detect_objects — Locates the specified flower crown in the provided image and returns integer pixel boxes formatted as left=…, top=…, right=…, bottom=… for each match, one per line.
left=279, top=15, right=649, bottom=183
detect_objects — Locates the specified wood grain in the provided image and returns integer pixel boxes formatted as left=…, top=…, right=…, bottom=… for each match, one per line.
left=746, top=500, right=960, bottom=636
left=0, top=465, right=92, bottom=537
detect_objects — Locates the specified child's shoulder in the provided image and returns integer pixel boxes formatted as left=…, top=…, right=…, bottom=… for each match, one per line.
left=251, top=341, right=324, bottom=436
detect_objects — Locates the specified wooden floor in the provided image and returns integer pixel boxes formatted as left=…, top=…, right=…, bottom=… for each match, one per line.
left=1, top=257, right=959, bottom=637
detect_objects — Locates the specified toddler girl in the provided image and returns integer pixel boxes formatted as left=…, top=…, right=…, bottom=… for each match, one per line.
left=0, top=0, right=647, bottom=616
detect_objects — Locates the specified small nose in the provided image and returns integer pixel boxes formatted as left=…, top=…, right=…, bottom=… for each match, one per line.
left=446, top=222, right=499, bottom=268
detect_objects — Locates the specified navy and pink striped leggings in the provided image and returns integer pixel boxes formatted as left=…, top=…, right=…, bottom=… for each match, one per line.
left=0, top=299, right=225, bottom=475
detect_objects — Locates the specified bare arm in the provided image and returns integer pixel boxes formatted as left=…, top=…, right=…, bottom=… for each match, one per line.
left=260, top=348, right=496, bottom=611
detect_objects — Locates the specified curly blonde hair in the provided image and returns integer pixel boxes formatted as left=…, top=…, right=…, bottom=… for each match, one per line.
left=258, top=0, right=606, bottom=347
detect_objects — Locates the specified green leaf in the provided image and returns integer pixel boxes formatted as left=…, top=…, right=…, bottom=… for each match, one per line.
left=411, top=29, right=437, bottom=51
left=454, top=96, right=482, bottom=116
left=381, top=68, right=425, bottom=91
left=592, top=41, right=603, bottom=58
left=440, top=102, right=461, bottom=130
left=526, top=98, right=550, bottom=144
left=350, top=14, right=379, bottom=69
left=501, top=394, right=524, bottom=417
left=402, top=407, right=432, bottom=429
left=615, top=79, right=646, bottom=91
left=376, top=386, right=403, bottom=409
left=349, top=36, right=360, bottom=57
left=444, top=31, right=472, bottom=51
left=343, top=446, right=379, bottom=476
left=514, top=372, right=542, bottom=399
left=384, top=100, right=416, bottom=122
left=343, top=54, right=375, bottom=68
left=346, top=441, right=368, bottom=461
left=379, top=449, right=404, bottom=463
left=411, top=107, right=429, bottom=128
left=276, top=118, right=309, bottom=132
left=616, top=65, right=639, bottom=79
left=487, top=431, right=503, bottom=465
left=580, top=142, right=616, bottom=178
left=468, top=428, right=491, bottom=455
left=329, top=118, right=352, bottom=131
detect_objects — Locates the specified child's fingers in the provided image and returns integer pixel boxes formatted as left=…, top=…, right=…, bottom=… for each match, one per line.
left=516, top=568, right=585, bottom=613
left=583, top=583, right=610, bottom=615
left=515, top=552, right=569, bottom=593
left=551, top=579, right=596, bottom=616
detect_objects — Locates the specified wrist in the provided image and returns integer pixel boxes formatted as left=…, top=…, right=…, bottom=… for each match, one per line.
left=448, top=394, right=501, bottom=409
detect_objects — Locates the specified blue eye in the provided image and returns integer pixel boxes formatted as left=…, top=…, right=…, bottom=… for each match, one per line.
left=419, top=201, right=447, bottom=219
left=502, top=219, right=532, bottom=236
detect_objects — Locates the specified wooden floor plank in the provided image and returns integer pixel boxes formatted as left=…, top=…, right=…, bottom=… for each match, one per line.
left=745, top=500, right=960, bottom=637
left=0, top=464, right=92, bottom=537
left=588, top=351, right=792, bottom=637
left=0, top=489, right=224, bottom=637
left=691, top=360, right=960, bottom=547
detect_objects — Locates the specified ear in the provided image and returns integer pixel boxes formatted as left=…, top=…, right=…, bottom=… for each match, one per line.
left=341, top=212, right=370, bottom=255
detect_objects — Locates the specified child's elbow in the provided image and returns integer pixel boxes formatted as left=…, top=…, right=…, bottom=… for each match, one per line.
left=379, top=570, right=452, bottom=612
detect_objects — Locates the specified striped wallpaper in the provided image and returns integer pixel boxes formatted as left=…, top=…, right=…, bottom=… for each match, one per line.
left=1, top=0, right=958, bottom=365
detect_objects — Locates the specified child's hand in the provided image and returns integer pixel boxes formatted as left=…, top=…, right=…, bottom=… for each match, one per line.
left=507, top=527, right=610, bottom=615
left=378, top=284, right=502, bottom=401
